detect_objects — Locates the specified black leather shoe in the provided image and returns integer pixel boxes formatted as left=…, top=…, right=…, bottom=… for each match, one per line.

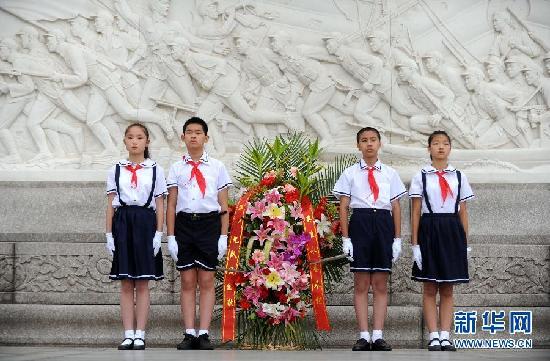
left=428, top=338, right=442, bottom=351
left=197, top=333, right=214, bottom=350
left=117, top=338, right=133, bottom=350
left=176, top=333, right=197, bottom=350
left=440, top=339, right=457, bottom=351
left=371, top=338, right=392, bottom=351
left=351, top=338, right=371, bottom=351
left=133, top=338, right=145, bottom=350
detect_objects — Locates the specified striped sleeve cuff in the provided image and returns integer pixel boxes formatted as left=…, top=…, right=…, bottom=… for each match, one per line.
left=390, top=190, right=407, bottom=201
left=408, top=193, right=422, bottom=198
left=106, top=189, right=116, bottom=195
left=166, top=183, right=178, bottom=188
left=218, top=182, right=232, bottom=191
left=460, top=194, right=475, bottom=202
left=333, top=190, right=351, bottom=197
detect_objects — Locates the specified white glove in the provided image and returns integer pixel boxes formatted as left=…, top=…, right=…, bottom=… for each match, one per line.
left=342, top=237, right=354, bottom=261
left=412, top=244, right=422, bottom=271
left=467, top=246, right=472, bottom=257
left=153, top=231, right=163, bottom=256
left=167, top=235, right=178, bottom=261
left=217, top=234, right=228, bottom=261
left=105, top=232, right=115, bottom=257
left=392, top=238, right=402, bottom=263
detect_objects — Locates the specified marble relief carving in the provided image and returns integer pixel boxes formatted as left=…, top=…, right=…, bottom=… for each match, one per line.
left=0, top=0, right=548, bottom=173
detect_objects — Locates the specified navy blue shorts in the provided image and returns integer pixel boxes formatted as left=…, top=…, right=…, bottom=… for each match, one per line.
left=349, top=208, right=394, bottom=273
left=175, top=212, right=221, bottom=272
left=411, top=213, right=469, bottom=283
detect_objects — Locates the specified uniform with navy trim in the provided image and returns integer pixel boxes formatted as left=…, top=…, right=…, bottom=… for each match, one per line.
left=333, top=159, right=406, bottom=272
left=409, top=165, right=474, bottom=283
left=167, top=152, right=232, bottom=271
left=106, top=159, right=168, bottom=280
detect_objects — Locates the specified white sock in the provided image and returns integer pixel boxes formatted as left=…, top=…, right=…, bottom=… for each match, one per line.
left=372, top=329, right=383, bottom=342
left=198, top=329, right=209, bottom=336
left=430, top=331, right=439, bottom=346
left=185, top=329, right=196, bottom=336
left=359, top=331, right=370, bottom=341
left=133, top=330, right=145, bottom=346
left=121, top=330, right=134, bottom=345
left=440, top=331, right=451, bottom=345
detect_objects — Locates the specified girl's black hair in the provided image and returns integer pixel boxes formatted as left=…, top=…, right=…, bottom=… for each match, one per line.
left=427, top=130, right=451, bottom=160
left=356, top=126, right=381, bottom=143
left=125, top=123, right=151, bottom=159
left=183, top=116, right=208, bottom=135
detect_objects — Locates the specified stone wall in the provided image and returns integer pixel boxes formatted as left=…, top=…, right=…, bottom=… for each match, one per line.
left=1, top=181, right=548, bottom=347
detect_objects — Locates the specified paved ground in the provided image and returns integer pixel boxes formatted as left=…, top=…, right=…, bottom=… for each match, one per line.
left=1, top=347, right=549, bottom=361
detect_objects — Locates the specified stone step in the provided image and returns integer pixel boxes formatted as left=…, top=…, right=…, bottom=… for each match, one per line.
left=0, top=304, right=548, bottom=348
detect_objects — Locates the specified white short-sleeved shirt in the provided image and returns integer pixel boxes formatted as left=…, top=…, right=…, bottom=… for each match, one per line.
left=332, top=159, right=407, bottom=211
left=167, top=152, right=232, bottom=213
left=106, top=159, right=168, bottom=210
left=408, top=164, right=474, bottom=214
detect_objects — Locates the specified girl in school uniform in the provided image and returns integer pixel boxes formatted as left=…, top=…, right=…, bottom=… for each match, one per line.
left=105, top=123, right=168, bottom=350
left=409, top=130, right=474, bottom=352
left=333, top=127, right=407, bottom=351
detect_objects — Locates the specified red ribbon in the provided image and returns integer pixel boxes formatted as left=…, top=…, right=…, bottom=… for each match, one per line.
left=187, top=160, right=206, bottom=198
left=435, top=170, right=453, bottom=203
left=301, top=196, right=331, bottom=331
left=222, top=190, right=254, bottom=342
left=125, top=164, right=142, bottom=189
left=367, top=166, right=379, bottom=203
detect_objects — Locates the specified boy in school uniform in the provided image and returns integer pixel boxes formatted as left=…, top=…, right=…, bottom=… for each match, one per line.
left=333, top=127, right=406, bottom=351
left=166, top=117, right=232, bottom=350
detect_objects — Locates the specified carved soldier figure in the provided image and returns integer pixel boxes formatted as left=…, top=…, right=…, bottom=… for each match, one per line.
left=0, top=38, right=34, bottom=163
left=170, top=37, right=293, bottom=154
left=323, top=32, right=417, bottom=136
left=395, top=58, right=473, bottom=147
left=234, top=31, right=303, bottom=139
left=462, top=66, right=528, bottom=148
left=45, top=29, right=173, bottom=154
left=490, top=11, right=540, bottom=60
left=422, top=50, right=470, bottom=112
left=269, top=30, right=334, bottom=147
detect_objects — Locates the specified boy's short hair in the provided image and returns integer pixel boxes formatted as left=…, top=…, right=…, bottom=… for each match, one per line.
left=356, top=127, right=381, bottom=143
left=183, top=116, right=208, bottom=135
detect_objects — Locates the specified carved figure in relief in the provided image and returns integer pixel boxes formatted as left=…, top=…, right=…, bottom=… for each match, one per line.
left=45, top=29, right=172, bottom=156
left=13, top=27, right=87, bottom=162
left=170, top=37, right=292, bottom=154
left=0, top=38, right=34, bottom=163
left=462, top=67, right=529, bottom=148
left=504, top=55, right=536, bottom=145
left=114, top=0, right=199, bottom=113
left=269, top=30, right=334, bottom=147
left=422, top=50, right=470, bottom=112
left=489, top=11, right=540, bottom=60
left=323, top=32, right=418, bottom=137
left=395, top=59, right=474, bottom=148
left=233, top=31, right=303, bottom=139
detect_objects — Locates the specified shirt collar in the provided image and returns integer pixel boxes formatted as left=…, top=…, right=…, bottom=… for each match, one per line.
left=422, top=164, right=456, bottom=173
left=359, top=159, right=382, bottom=171
left=118, top=158, right=156, bottom=168
left=183, top=152, right=209, bottom=164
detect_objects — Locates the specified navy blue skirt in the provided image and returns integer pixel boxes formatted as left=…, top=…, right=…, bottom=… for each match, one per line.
left=349, top=208, right=394, bottom=272
left=411, top=213, right=469, bottom=283
left=110, top=206, right=164, bottom=280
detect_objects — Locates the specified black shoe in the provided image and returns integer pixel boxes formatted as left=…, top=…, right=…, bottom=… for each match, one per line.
left=428, top=338, right=442, bottom=351
left=133, top=338, right=145, bottom=350
left=197, top=333, right=214, bottom=350
left=440, top=339, right=456, bottom=351
left=371, top=338, right=392, bottom=351
left=351, top=338, right=371, bottom=351
left=177, top=333, right=197, bottom=350
left=117, top=338, right=133, bottom=350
